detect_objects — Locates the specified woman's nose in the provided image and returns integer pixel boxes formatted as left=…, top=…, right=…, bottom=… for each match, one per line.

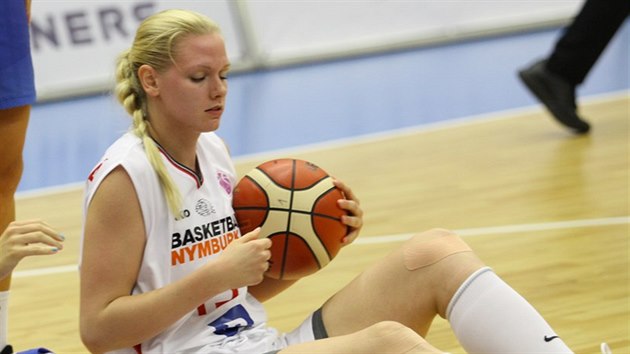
left=209, top=77, right=227, bottom=98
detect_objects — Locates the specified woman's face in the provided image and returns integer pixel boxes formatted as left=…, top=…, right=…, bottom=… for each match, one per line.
left=149, top=32, right=230, bottom=135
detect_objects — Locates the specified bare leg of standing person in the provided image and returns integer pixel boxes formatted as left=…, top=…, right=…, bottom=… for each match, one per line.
left=0, top=105, right=30, bottom=290
left=0, top=105, right=30, bottom=352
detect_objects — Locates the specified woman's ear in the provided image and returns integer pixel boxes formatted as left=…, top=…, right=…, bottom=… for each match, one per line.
left=138, top=64, right=159, bottom=97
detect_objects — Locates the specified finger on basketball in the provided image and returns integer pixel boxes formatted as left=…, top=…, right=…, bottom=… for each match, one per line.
left=255, top=237, right=272, bottom=250
left=337, top=199, right=363, bottom=218
left=341, top=214, right=362, bottom=229
left=342, top=230, right=360, bottom=245
left=239, top=227, right=261, bottom=242
left=332, top=178, right=360, bottom=205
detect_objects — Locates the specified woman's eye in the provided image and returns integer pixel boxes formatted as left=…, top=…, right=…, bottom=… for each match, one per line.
left=191, top=76, right=205, bottom=82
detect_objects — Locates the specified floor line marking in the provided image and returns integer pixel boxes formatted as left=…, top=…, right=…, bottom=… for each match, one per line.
left=14, top=264, right=77, bottom=278
left=13, top=216, right=629, bottom=278
left=355, top=216, right=629, bottom=244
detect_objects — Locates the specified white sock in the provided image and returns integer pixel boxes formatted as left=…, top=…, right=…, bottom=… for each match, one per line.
left=446, top=267, right=573, bottom=354
left=0, top=291, right=8, bottom=349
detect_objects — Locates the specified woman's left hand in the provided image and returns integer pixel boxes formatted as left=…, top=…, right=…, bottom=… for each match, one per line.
left=333, top=178, right=363, bottom=246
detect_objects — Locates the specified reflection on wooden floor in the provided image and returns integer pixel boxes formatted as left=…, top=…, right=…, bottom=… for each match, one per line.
left=9, top=95, right=629, bottom=353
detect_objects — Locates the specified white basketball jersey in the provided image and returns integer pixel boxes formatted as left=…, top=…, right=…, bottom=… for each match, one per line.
left=81, top=132, right=269, bottom=354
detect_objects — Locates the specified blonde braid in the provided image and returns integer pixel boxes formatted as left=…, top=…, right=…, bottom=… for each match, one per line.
left=115, top=50, right=183, bottom=219
left=113, top=10, right=221, bottom=220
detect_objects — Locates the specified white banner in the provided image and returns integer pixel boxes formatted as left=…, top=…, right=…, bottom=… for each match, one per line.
left=30, top=0, right=582, bottom=101
left=244, top=0, right=582, bottom=65
left=30, top=0, right=242, bottom=100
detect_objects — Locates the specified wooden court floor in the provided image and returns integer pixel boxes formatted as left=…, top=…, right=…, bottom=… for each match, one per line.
left=8, top=95, right=629, bottom=353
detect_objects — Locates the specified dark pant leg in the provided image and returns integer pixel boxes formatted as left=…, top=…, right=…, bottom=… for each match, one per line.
left=547, top=0, right=630, bottom=85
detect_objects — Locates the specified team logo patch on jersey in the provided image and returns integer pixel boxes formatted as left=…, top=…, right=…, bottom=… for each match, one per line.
left=195, top=199, right=215, bottom=216
left=217, top=171, right=232, bottom=195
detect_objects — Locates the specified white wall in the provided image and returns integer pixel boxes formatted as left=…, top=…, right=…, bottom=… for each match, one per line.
left=30, top=0, right=583, bottom=101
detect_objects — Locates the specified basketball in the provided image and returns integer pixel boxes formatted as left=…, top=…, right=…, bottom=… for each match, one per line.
left=233, top=158, right=348, bottom=280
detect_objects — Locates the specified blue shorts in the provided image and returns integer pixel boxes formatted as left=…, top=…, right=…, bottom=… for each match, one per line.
left=0, top=0, right=36, bottom=109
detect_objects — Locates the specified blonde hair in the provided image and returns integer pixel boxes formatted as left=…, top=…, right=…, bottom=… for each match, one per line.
left=115, top=9, right=221, bottom=219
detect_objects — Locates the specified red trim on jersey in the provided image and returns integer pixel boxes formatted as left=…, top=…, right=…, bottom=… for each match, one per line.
left=88, top=162, right=103, bottom=182
left=215, top=288, right=239, bottom=308
left=152, top=139, right=204, bottom=188
left=133, top=344, right=142, bottom=354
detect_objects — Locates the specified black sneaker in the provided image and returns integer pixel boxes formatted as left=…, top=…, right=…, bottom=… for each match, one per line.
left=518, top=59, right=590, bottom=134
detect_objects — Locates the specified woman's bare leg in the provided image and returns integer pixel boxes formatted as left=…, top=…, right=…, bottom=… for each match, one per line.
left=322, top=228, right=484, bottom=337
left=319, top=228, right=573, bottom=353
left=281, top=321, right=444, bottom=354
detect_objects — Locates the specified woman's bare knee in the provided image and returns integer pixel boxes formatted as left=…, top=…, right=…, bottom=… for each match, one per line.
left=0, top=158, right=24, bottom=194
left=402, top=228, right=472, bottom=270
left=359, top=321, right=442, bottom=353
left=0, top=105, right=29, bottom=193
left=403, top=229, right=486, bottom=317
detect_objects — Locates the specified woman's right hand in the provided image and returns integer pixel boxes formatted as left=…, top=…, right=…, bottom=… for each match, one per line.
left=218, top=228, right=271, bottom=288
left=0, top=220, right=64, bottom=281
